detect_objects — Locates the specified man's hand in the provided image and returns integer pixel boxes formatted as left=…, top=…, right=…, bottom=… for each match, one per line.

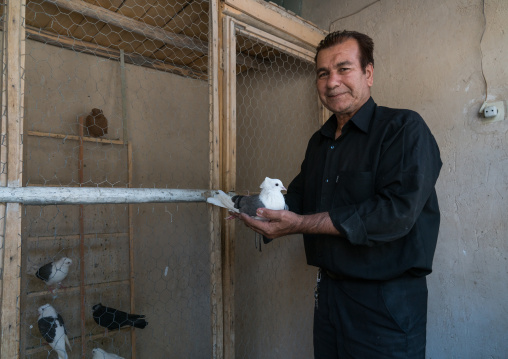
left=234, top=208, right=342, bottom=239
left=237, top=208, right=303, bottom=239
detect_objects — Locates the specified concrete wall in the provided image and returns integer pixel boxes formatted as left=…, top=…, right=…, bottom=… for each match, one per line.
left=302, top=0, right=508, bottom=357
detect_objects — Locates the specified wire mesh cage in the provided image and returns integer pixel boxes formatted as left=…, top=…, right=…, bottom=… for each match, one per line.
left=17, top=0, right=212, bottom=358
left=0, top=0, right=326, bottom=358
left=233, top=31, right=320, bottom=359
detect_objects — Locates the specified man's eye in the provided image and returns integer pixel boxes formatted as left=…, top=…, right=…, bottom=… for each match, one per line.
left=318, top=73, right=328, bottom=78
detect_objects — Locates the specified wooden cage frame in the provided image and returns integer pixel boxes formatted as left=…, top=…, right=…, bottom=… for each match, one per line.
left=0, top=0, right=327, bottom=358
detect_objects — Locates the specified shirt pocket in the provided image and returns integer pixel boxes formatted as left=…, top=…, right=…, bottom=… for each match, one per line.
left=333, top=171, right=374, bottom=206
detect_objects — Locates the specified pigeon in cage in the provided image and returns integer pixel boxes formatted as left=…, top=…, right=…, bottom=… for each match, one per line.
left=37, top=304, right=71, bottom=359
left=92, top=303, right=148, bottom=331
left=35, top=257, right=73, bottom=292
left=207, top=177, right=287, bottom=219
left=92, top=348, right=125, bottom=359
left=85, top=108, right=108, bottom=137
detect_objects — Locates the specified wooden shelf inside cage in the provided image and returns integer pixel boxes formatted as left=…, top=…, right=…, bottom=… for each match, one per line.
left=27, top=130, right=125, bottom=145
left=26, top=279, right=130, bottom=299
left=25, top=327, right=132, bottom=356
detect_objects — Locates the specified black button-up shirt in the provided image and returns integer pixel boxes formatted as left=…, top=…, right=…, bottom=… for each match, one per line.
left=285, top=97, right=442, bottom=280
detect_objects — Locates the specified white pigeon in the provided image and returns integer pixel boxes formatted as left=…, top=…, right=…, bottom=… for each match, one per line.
left=36, top=257, right=73, bottom=290
left=207, top=177, right=287, bottom=219
left=92, top=348, right=125, bottom=359
left=37, top=304, right=71, bottom=359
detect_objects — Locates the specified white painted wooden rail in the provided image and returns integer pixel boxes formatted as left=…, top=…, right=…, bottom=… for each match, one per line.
left=0, top=187, right=211, bottom=205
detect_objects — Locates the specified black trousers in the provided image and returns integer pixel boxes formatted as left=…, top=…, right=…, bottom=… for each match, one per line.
left=314, top=271, right=428, bottom=359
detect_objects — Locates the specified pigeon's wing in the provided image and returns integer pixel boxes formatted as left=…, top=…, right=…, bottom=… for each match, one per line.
left=127, top=313, right=145, bottom=320
left=38, top=317, right=56, bottom=343
left=57, top=314, right=67, bottom=335
left=233, top=195, right=265, bottom=217
left=53, top=315, right=71, bottom=351
left=36, top=262, right=53, bottom=282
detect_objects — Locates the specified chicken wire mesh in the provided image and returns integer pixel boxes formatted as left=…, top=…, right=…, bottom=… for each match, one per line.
left=16, top=0, right=212, bottom=358
left=233, top=33, right=320, bottom=359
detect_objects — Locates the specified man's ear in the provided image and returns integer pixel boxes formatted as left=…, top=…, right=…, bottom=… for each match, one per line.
left=366, top=63, right=374, bottom=87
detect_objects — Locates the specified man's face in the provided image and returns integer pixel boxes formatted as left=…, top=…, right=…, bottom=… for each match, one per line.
left=316, top=39, right=373, bottom=119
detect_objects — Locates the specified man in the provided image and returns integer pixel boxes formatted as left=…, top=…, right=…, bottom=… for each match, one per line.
left=237, top=30, right=442, bottom=358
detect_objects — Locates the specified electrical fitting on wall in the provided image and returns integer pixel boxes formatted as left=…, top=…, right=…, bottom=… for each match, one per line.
left=479, top=101, right=505, bottom=124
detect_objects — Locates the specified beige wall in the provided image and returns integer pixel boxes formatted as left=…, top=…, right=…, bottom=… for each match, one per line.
left=302, top=0, right=508, bottom=357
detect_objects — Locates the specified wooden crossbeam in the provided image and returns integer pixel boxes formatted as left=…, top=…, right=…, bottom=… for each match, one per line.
left=24, top=25, right=209, bottom=80
left=33, top=0, right=271, bottom=73
left=44, top=0, right=208, bottom=53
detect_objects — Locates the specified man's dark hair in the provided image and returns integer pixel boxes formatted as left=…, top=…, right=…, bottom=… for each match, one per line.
left=315, top=30, right=374, bottom=72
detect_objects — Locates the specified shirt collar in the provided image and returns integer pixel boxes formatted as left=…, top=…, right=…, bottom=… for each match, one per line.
left=320, top=97, right=376, bottom=138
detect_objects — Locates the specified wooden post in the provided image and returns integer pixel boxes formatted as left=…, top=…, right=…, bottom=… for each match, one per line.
left=78, top=116, right=86, bottom=359
left=0, top=10, right=8, bottom=318
left=209, top=1, right=224, bottom=358
left=0, top=0, right=26, bottom=357
left=127, top=143, right=137, bottom=359
left=222, top=16, right=237, bottom=359
left=120, top=50, right=128, bottom=144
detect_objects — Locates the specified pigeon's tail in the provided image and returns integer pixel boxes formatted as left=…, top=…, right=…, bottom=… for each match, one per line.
left=65, top=335, right=71, bottom=351
left=207, top=190, right=239, bottom=213
left=56, top=349, right=68, bottom=359
left=130, top=316, right=148, bottom=329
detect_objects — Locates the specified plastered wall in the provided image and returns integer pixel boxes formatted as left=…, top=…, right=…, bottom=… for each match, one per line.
left=302, top=0, right=508, bottom=357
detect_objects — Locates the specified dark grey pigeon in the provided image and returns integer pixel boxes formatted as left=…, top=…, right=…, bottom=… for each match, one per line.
left=92, top=303, right=148, bottom=331
left=207, top=177, right=287, bottom=219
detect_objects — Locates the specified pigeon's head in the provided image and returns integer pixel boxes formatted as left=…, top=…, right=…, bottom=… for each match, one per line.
left=260, top=177, right=287, bottom=192
left=92, top=348, right=105, bottom=356
left=57, top=257, right=73, bottom=267
left=38, top=303, right=57, bottom=318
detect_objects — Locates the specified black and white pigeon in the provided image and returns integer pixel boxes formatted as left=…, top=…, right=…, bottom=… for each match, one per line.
left=37, top=303, right=71, bottom=359
left=36, top=257, right=73, bottom=291
left=92, top=303, right=148, bottom=331
left=207, top=177, right=287, bottom=219
left=92, top=348, right=125, bottom=359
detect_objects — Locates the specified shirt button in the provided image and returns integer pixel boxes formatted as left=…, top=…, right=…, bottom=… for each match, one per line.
left=326, top=179, right=329, bottom=183
left=330, top=145, right=335, bottom=149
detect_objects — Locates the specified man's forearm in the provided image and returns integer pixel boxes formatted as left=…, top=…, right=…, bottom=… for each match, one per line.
left=296, top=212, right=342, bottom=236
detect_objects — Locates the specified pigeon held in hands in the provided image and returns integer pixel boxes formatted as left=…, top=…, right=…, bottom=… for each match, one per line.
left=207, top=177, right=287, bottom=219
left=38, top=304, right=72, bottom=359
left=36, top=257, right=72, bottom=291
left=92, top=303, right=148, bottom=331
left=92, top=348, right=125, bottom=359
